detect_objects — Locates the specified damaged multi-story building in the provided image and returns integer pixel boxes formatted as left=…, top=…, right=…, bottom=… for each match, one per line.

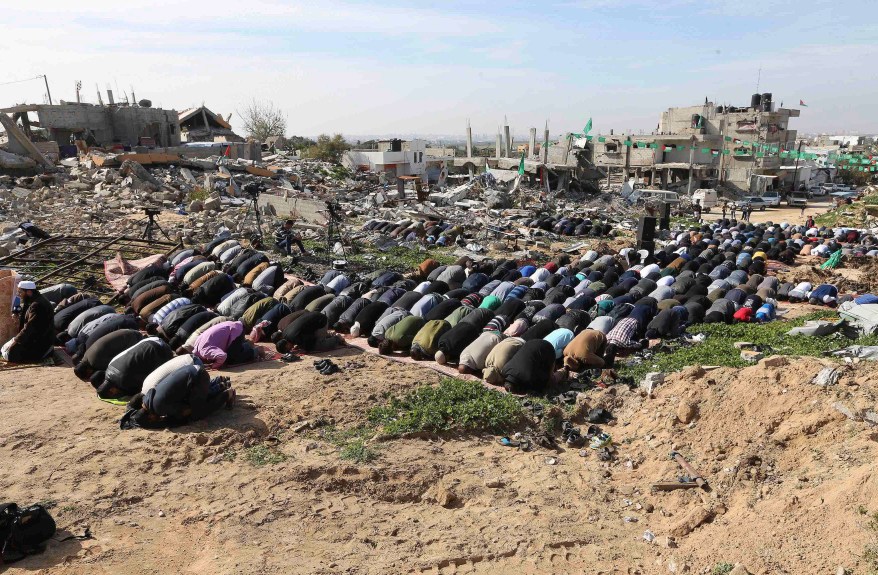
left=1, top=98, right=181, bottom=155
left=591, top=93, right=801, bottom=194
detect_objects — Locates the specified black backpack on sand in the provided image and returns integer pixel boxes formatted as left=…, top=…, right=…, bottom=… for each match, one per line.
left=0, top=502, right=56, bottom=564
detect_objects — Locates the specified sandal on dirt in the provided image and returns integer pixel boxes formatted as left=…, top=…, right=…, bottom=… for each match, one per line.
left=589, top=432, right=612, bottom=450
left=566, top=428, right=583, bottom=447
left=497, top=436, right=521, bottom=447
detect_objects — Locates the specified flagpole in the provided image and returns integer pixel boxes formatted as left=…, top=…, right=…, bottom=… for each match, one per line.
left=792, top=140, right=803, bottom=193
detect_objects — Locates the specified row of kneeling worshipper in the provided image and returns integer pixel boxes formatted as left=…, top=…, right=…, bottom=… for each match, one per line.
left=5, top=218, right=858, bottom=411
left=1, top=235, right=359, bottom=427
left=105, top=223, right=850, bottom=398
left=360, top=215, right=617, bottom=245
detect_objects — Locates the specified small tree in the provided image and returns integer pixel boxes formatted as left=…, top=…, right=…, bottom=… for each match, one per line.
left=837, top=167, right=872, bottom=187
left=237, top=99, right=287, bottom=142
left=286, top=135, right=317, bottom=151
left=303, top=134, right=351, bottom=162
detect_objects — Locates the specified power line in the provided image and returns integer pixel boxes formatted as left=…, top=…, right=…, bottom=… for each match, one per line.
left=0, top=75, right=44, bottom=87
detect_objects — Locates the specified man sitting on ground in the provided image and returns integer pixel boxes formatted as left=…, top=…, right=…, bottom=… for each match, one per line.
left=274, top=219, right=309, bottom=256
left=2, top=281, right=55, bottom=363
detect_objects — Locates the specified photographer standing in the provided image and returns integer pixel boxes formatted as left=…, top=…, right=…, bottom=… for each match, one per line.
left=274, top=219, right=309, bottom=256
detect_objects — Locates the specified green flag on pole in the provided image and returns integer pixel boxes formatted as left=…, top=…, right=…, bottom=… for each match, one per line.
left=518, top=152, right=525, bottom=176
left=584, top=118, right=592, bottom=135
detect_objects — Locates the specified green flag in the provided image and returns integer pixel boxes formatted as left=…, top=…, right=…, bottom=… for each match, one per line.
left=598, top=136, right=606, bottom=143
left=584, top=118, right=592, bottom=134
left=518, top=152, right=525, bottom=176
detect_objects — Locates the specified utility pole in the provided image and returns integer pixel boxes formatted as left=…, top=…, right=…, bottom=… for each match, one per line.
left=687, top=135, right=696, bottom=196
left=42, top=75, right=53, bottom=105
left=792, top=140, right=803, bottom=191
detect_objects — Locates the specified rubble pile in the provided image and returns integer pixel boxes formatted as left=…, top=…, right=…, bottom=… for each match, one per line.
left=0, top=152, right=367, bottom=246
left=1, top=147, right=644, bottom=258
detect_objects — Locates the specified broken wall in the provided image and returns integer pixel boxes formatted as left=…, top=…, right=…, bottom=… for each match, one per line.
left=36, top=104, right=181, bottom=147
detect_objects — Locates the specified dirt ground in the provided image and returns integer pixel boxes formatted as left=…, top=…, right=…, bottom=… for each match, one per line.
left=3, top=347, right=878, bottom=574
left=741, top=197, right=835, bottom=225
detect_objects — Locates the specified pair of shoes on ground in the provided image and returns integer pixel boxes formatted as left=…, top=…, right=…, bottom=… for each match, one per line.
left=314, top=358, right=340, bottom=375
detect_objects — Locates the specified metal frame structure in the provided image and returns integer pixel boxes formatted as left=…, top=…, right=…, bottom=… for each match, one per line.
left=0, top=235, right=181, bottom=300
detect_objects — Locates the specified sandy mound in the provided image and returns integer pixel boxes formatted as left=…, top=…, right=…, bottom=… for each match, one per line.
left=2, top=352, right=878, bottom=574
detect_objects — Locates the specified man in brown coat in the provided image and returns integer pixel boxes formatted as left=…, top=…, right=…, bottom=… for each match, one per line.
left=2, top=281, right=55, bottom=363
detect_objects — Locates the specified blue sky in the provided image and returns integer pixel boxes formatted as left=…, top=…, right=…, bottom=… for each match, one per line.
left=3, top=0, right=877, bottom=138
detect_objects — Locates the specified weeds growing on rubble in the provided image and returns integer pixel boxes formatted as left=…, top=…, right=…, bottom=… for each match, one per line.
left=618, top=311, right=878, bottom=382
left=368, top=378, right=524, bottom=437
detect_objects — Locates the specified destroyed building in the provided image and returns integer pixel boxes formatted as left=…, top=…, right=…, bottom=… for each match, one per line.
left=592, top=94, right=801, bottom=194
left=178, top=106, right=242, bottom=143
left=0, top=100, right=181, bottom=155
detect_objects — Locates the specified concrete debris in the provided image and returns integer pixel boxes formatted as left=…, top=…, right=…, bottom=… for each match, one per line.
left=740, top=350, right=764, bottom=363
left=812, top=367, right=840, bottom=387
left=640, top=372, right=665, bottom=395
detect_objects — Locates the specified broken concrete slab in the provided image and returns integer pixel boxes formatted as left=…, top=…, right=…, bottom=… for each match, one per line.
left=0, top=113, right=53, bottom=168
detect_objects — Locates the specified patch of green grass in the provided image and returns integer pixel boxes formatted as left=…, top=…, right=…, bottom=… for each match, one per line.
left=347, top=245, right=457, bottom=273
left=869, top=512, right=878, bottom=532
left=339, top=440, right=379, bottom=463
left=368, top=378, right=525, bottom=437
left=618, top=311, right=878, bottom=383
left=711, top=563, right=734, bottom=575
left=671, top=215, right=701, bottom=229
left=222, top=449, right=237, bottom=462
left=863, top=193, right=878, bottom=205
left=244, top=445, right=287, bottom=467
left=859, top=505, right=870, bottom=516
left=322, top=425, right=374, bottom=445
left=319, top=425, right=381, bottom=463
left=188, top=186, right=209, bottom=202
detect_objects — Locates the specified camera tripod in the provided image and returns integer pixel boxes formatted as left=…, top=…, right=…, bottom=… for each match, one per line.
left=242, top=195, right=265, bottom=240
left=325, top=213, right=347, bottom=257
left=140, top=211, right=172, bottom=242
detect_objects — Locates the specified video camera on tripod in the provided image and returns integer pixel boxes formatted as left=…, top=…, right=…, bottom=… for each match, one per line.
left=243, top=181, right=265, bottom=199
left=324, top=200, right=343, bottom=221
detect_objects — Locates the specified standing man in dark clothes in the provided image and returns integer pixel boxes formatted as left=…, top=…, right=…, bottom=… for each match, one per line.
left=2, top=281, right=55, bottom=363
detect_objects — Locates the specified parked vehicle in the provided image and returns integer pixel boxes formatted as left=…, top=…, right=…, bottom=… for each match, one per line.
left=743, top=196, right=768, bottom=211
left=760, top=191, right=781, bottom=206
left=691, top=189, right=719, bottom=211
left=638, top=190, right=680, bottom=204
left=810, top=185, right=826, bottom=197
left=787, top=192, right=808, bottom=207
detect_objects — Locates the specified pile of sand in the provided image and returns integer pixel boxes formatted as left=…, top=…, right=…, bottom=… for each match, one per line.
left=2, top=352, right=877, bottom=574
